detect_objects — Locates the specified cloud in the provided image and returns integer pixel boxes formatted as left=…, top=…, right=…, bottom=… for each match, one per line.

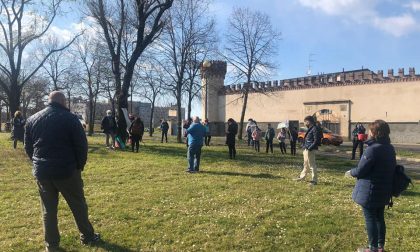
left=373, top=14, right=418, bottom=37
left=297, top=0, right=420, bottom=37
left=405, top=1, right=420, bottom=11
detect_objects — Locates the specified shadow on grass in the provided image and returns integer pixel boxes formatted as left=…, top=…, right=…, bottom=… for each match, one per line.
left=200, top=170, right=283, bottom=179
left=91, top=240, right=137, bottom=252
left=402, top=189, right=420, bottom=197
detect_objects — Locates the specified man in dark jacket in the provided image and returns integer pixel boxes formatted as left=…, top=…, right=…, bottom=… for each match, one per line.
left=346, top=120, right=396, bottom=252
left=265, top=123, right=275, bottom=153
left=294, top=116, right=320, bottom=185
left=352, top=123, right=366, bottom=160
left=160, top=119, right=169, bottom=143
left=24, top=91, right=100, bottom=251
left=226, top=118, right=238, bottom=159
left=101, top=110, right=117, bottom=148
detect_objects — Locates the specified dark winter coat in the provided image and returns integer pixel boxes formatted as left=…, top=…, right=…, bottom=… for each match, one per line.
left=226, top=122, right=238, bottom=145
left=24, top=102, right=88, bottom=180
left=11, top=117, right=25, bottom=141
left=289, top=129, right=298, bottom=142
left=350, top=138, right=396, bottom=208
left=265, top=127, right=275, bottom=141
left=129, top=120, right=145, bottom=138
left=160, top=121, right=169, bottom=132
left=101, top=115, right=117, bottom=134
left=303, top=125, right=320, bottom=151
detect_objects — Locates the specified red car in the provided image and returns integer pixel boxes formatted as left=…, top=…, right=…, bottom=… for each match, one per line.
left=298, top=127, right=343, bottom=146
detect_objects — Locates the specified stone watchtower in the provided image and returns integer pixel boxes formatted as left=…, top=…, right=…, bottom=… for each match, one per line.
left=200, top=60, right=227, bottom=136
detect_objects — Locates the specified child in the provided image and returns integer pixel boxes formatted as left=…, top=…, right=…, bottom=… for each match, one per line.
left=277, top=128, right=287, bottom=154
left=252, top=126, right=262, bottom=152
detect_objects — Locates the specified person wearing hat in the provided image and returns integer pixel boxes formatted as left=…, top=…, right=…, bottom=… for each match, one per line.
left=101, top=110, right=117, bottom=148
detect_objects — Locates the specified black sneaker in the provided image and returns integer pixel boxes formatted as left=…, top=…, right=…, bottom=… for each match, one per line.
left=81, top=233, right=101, bottom=245
left=310, top=181, right=317, bottom=185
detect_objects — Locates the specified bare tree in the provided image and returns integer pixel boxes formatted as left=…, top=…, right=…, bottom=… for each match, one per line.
left=0, top=0, right=80, bottom=117
left=136, top=63, right=164, bottom=136
left=73, top=36, right=107, bottom=135
left=157, top=0, right=215, bottom=142
left=86, top=0, right=173, bottom=141
left=21, top=76, right=48, bottom=118
left=223, top=8, right=280, bottom=139
left=40, top=37, right=73, bottom=91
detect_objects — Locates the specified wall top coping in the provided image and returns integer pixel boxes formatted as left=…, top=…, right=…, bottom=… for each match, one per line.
left=220, top=68, right=420, bottom=95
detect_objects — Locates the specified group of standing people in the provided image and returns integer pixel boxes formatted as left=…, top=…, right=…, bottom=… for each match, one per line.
left=101, top=110, right=145, bottom=153
left=5, top=89, right=400, bottom=252
left=246, top=118, right=298, bottom=156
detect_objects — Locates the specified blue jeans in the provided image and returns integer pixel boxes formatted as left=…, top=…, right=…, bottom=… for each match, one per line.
left=362, top=206, right=386, bottom=249
left=187, top=144, right=202, bottom=171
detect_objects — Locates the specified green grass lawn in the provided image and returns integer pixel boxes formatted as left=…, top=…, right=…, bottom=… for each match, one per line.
left=0, top=133, right=419, bottom=252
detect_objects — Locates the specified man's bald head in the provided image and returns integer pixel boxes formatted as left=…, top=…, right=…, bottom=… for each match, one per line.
left=49, top=91, right=66, bottom=107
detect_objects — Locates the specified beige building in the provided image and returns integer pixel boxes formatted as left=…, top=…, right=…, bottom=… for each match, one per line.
left=201, top=61, right=420, bottom=143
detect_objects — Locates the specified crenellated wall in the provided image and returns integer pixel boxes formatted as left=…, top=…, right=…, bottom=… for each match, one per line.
left=200, top=64, right=420, bottom=142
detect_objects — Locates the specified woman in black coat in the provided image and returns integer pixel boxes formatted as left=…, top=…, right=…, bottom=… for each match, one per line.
left=11, top=110, right=25, bottom=149
left=346, top=120, right=396, bottom=252
left=226, top=118, right=238, bottom=159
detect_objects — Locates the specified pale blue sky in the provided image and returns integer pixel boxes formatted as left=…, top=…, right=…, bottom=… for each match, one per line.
left=53, top=0, right=420, bottom=116
left=211, top=0, right=420, bottom=82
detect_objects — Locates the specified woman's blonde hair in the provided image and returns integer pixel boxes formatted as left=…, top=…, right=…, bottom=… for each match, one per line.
left=14, top=111, right=21, bottom=118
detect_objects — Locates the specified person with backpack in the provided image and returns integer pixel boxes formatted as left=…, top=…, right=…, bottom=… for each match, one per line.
left=345, top=120, right=396, bottom=252
left=11, top=110, right=25, bottom=149
left=294, top=116, right=320, bottom=185
left=160, top=119, right=169, bottom=143
left=101, top=110, right=117, bottom=149
left=289, top=127, right=298, bottom=156
left=129, top=117, right=145, bottom=153
left=265, top=123, right=275, bottom=154
left=226, top=118, right=238, bottom=159
left=252, top=126, right=262, bottom=152
left=352, top=123, right=367, bottom=160
left=277, top=127, right=287, bottom=154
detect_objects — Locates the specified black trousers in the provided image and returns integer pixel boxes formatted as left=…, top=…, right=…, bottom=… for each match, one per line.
left=247, top=131, right=252, bottom=146
left=266, top=139, right=273, bottom=153
left=228, top=143, right=236, bottom=159
left=279, top=142, right=287, bottom=154
left=161, top=131, right=168, bottom=143
left=205, top=135, right=211, bottom=146
left=290, top=141, right=297, bottom=155
left=254, top=140, right=260, bottom=152
left=36, top=170, right=95, bottom=247
left=352, top=139, right=364, bottom=159
left=131, top=135, right=140, bottom=152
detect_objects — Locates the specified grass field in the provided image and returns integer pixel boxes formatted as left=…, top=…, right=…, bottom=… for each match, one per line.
left=0, top=132, right=419, bottom=252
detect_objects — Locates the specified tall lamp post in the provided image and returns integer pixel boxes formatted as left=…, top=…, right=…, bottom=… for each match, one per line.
left=202, top=60, right=211, bottom=120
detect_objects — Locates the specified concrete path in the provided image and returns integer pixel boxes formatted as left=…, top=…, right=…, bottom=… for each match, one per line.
left=318, top=148, right=420, bottom=180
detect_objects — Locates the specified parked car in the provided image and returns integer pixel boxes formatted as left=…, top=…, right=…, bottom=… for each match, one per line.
left=298, top=127, right=343, bottom=146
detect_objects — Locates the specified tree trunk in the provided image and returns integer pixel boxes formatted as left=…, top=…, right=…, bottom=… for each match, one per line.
left=149, top=100, right=155, bottom=137
left=176, top=91, right=182, bottom=143
left=238, top=88, right=249, bottom=140
left=88, top=93, right=94, bottom=136
left=67, top=91, right=71, bottom=111
left=9, top=86, right=21, bottom=119
left=187, top=92, right=192, bottom=120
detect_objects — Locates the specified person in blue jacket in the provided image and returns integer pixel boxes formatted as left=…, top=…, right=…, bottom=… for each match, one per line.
left=186, top=116, right=206, bottom=173
left=346, top=120, right=396, bottom=252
